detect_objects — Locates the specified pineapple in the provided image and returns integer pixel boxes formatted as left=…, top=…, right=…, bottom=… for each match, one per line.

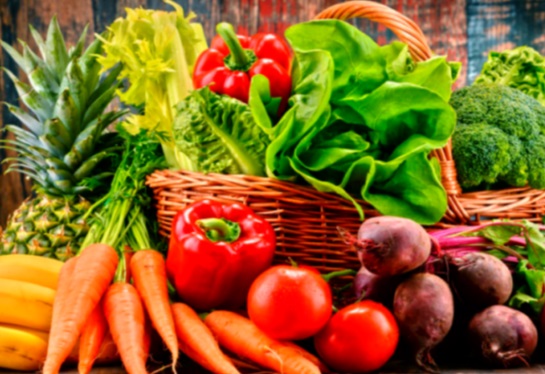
left=0, top=18, right=123, bottom=261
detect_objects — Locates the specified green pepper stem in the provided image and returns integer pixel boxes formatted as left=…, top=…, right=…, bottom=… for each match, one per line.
left=216, top=23, right=248, bottom=66
left=216, top=22, right=256, bottom=71
left=322, top=269, right=358, bottom=282
left=196, top=217, right=241, bottom=243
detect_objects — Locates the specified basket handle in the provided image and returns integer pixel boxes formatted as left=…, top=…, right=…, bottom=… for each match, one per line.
left=314, top=1, right=467, bottom=223
left=314, top=1, right=433, bottom=62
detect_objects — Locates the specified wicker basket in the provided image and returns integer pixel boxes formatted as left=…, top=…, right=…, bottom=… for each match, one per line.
left=147, top=1, right=545, bottom=273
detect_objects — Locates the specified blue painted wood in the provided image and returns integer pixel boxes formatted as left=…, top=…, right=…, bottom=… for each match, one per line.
left=92, top=0, right=117, bottom=33
left=466, top=0, right=545, bottom=84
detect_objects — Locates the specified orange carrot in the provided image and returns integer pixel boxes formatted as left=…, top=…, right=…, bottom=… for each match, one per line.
left=78, top=299, right=108, bottom=374
left=204, top=311, right=321, bottom=374
left=171, top=303, right=240, bottom=374
left=130, top=250, right=178, bottom=369
left=43, top=244, right=119, bottom=374
left=103, top=282, right=148, bottom=374
left=280, top=341, right=330, bottom=373
left=66, top=330, right=119, bottom=365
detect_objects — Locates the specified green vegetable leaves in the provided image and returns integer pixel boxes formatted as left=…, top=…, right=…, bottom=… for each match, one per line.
left=97, top=2, right=207, bottom=168
left=476, top=46, right=545, bottom=105
left=173, top=88, right=270, bottom=176
left=253, top=20, right=458, bottom=224
left=253, top=48, right=334, bottom=180
left=285, top=20, right=387, bottom=102
left=509, top=260, right=545, bottom=315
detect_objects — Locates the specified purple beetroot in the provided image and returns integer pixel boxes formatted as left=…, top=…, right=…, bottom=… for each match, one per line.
left=353, top=265, right=402, bottom=304
left=393, top=273, right=454, bottom=371
left=449, top=252, right=513, bottom=309
left=468, top=305, right=538, bottom=368
left=350, top=216, right=432, bottom=277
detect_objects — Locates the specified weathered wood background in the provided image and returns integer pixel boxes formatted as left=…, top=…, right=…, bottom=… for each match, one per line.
left=1, top=0, right=545, bottom=225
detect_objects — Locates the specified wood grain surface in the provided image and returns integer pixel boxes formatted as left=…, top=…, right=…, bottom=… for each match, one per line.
left=1, top=0, right=545, bottom=226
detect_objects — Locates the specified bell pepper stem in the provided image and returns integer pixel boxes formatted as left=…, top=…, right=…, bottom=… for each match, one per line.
left=216, top=22, right=256, bottom=71
left=216, top=22, right=248, bottom=66
left=196, top=217, right=241, bottom=243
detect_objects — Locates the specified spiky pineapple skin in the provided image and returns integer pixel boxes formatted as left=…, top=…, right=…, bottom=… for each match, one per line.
left=0, top=18, right=123, bottom=261
left=1, top=196, right=91, bottom=261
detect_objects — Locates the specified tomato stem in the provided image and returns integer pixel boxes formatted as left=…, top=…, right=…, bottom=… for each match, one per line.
left=322, top=269, right=357, bottom=282
left=288, top=257, right=299, bottom=267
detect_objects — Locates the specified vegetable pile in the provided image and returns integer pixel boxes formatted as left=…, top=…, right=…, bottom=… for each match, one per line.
left=5, top=1, right=545, bottom=374
left=252, top=20, right=459, bottom=224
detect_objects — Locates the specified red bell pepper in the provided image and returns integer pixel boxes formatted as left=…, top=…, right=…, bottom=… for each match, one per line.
left=166, top=199, right=276, bottom=311
left=193, top=22, right=292, bottom=114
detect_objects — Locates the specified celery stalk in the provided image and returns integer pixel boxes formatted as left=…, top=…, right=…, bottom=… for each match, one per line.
left=96, top=1, right=207, bottom=169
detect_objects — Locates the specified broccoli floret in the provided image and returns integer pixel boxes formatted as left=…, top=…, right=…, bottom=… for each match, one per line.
left=452, top=124, right=512, bottom=188
left=450, top=84, right=545, bottom=190
left=451, top=84, right=540, bottom=138
left=526, top=136, right=545, bottom=189
left=499, top=136, right=528, bottom=187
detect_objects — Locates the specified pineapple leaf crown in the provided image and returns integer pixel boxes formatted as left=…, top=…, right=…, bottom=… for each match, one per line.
left=1, top=17, right=126, bottom=198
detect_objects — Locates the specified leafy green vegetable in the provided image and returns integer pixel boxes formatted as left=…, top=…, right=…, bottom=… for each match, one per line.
left=173, top=88, right=271, bottom=176
left=509, top=260, right=545, bottom=315
left=283, top=20, right=387, bottom=103
left=381, top=42, right=461, bottom=102
left=249, top=74, right=282, bottom=126
left=475, top=46, right=545, bottom=106
left=96, top=1, right=207, bottom=168
left=81, top=128, right=166, bottom=254
left=252, top=20, right=458, bottom=224
left=523, top=221, right=545, bottom=267
left=464, top=223, right=524, bottom=246
left=262, top=48, right=335, bottom=180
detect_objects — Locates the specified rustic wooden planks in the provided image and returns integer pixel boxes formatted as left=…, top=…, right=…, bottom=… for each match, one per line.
left=0, top=0, right=544, bottom=225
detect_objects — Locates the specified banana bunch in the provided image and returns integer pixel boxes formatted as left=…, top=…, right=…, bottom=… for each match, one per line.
left=0, top=254, right=62, bottom=371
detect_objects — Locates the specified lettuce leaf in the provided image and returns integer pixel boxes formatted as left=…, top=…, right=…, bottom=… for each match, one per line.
left=173, top=88, right=270, bottom=176
left=252, top=20, right=459, bottom=224
left=475, top=46, right=545, bottom=105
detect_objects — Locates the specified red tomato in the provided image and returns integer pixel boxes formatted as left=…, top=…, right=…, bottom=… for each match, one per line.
left=247, top=265, right=332, bottom=341
left=314, top=300, right=399, bottom=373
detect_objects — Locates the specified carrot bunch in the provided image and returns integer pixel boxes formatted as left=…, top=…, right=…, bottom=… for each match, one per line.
left=43, top=133, right=178, bottom=374
left=44, top=246, right=179, bottom=374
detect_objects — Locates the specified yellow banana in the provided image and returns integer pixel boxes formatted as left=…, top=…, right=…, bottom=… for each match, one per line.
left=0, top=254, right=62, bottom=289
left=0, top=278, right=54, bottom=331
left=0, top=323, right=48, bottom=371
